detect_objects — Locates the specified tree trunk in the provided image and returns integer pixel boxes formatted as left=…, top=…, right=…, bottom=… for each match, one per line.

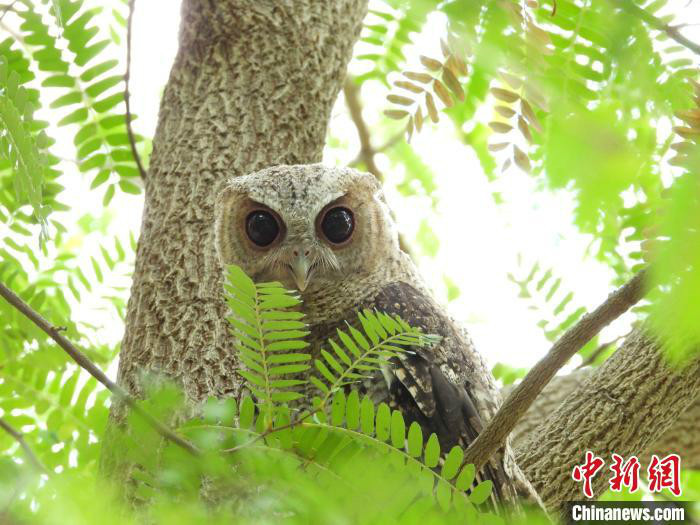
left=114, top=0, right=367, bottom=407
left=514, top=330, right=700, bottom=508
left=509, top=371, right=700, bottom=471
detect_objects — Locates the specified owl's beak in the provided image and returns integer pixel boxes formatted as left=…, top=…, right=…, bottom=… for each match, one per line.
left=288, top=254, right=312, bottom=291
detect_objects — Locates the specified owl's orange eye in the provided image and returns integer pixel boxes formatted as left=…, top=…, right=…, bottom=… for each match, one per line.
left=320, top=207, right=354, bottom=245
left=246, top=210, right=280, bottom=247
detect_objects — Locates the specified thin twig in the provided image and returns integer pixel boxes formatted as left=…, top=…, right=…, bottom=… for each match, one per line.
left=0, top=417, right=49, bottom=474
left=222, top=407, right=321, bottom=454
left=350, top=131, right=404, bottom=168
left=350, top=130, right=404, bottom=168
left=575, top=330, right=630, bottom=369
left=0, top=0, right=19, bottom=23
left=461, top=269, right=648, bottom=472
left=344, top=77, right=382, bottom=180
left=612, top=0, right=700, bottom=57
left=374, top=130, right=404, bottom=155
left=0, top=20, right=23, bottom=44
left=0, top=281, right=199, bottom=456
left=124, top=0, right=147, bottom=180
left=344, top=76, right=414, bottom=257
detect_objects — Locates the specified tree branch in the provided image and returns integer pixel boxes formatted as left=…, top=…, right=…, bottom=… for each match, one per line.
left=349, top=131, right=403, bottom=167
left=0, top=19, right=23, bottom=45
left=517, top=329, right=700, bottom=509
left=508, top=369, right=700, bottom=470
left=374, top=130, right=404, bottom=155
left=0, top=417, right=49, bottom=474
left=575, top=331, right=629, bottom=369
left=0, top=281, right=198, bottom=455
left=124, top=0, right=147, bottom=180
left=344, top=77, right=416, bottom=257
left=222, top=407, right=321, bottom=454
left=612, top=0, right=700, bottom=57
left=344, top=77, right=382, bottom=180
left=0, top=0, right=19, bottom=23
left=462, top=270, right=648, bottom=472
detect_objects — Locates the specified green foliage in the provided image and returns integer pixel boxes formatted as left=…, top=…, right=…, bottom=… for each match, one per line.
left=644, top=85, right=700, bottom=361
left=3, top=264, right=540, bottom=524
left=224, top=264, right=440, bottom=413
left=12, top=0, right=145, bottom=206
left=368, top=0, right=700, bottom=366
left=0, top=228, right=126, bottom=478
left=495, top=255, right=612, bottom=383
left=357, top=2, right=435, bottom=86
left=224, top=265, right=311, bottom=410
left=1, top=0, right=698, bottom=521
left=1, top=0, right=140, bottom=482
left=507, top=257, right=602, bottom=356
left=0, top=55, right=53, bottom=239
left=393, top=140, right=438, bottom=205
left=648, top=171, right=700, bottom=361
left=141, top=265, right=499, bottom=521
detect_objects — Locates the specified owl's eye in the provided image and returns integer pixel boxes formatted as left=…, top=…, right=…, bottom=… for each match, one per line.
left=320, top=207, right=354, bottom=245
left=246, top=210, right=280, bottom=247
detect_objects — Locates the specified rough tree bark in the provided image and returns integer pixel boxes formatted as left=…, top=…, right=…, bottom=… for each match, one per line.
left=514, top=331, right=700, bottom=508
left=105, top=0, right=699, bottom=512
left=114, top=0, right=367, bottom=405
left=509, top=371, right=700, bottom=471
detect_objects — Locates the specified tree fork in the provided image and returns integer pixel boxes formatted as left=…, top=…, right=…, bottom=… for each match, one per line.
left=510, top=370, right=700, bottom=471
left=462, top=270, right=647, bottom=473
left=113, top=0, right=368, bottom=409
left=516, top=330, right=700, bottom=509
left=102, top=0, right=368, bottom=479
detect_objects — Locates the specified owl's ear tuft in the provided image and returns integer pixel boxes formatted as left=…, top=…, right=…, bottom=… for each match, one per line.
left=347, top=168, right=382, bottom=194
left=215, top=180, right=243, bottom=211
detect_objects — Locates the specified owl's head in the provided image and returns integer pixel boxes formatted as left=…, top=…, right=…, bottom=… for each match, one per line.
left=215, top=164, right=399, bottom=292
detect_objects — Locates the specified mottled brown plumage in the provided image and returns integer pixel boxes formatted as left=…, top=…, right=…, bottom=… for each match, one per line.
left=214, top=163, right=538, bottom=508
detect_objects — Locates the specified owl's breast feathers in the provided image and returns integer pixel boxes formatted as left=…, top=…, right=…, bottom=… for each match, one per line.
left=306, top=281, right=521, bottom=508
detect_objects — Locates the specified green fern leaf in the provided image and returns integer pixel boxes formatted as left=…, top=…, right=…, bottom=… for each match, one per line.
left=436, top=479, right=452, bottom=510
left=267, top=340, right=309, bottom=351
left=315, top=359, right=337, bottom=384
left=375, top=403, right=391, bottom=442
left=309, top=376, right=330, bottom=395
left=424, top=433, right=440, bottom=468
left=469, top=480, right=493, bottom=505
left=266, top=353, right=311, bottom=364
left=331, top=391, right=346, bottom=426
left=441, top=446, right=464, bottom=481
left=224, top=265, right=313, bottom=411
left=312, top=310, right=440, bottom=406
left=390, top=409, right=405, bottom=448
left=329, top=339, right=353, bottom=365
left=239, top=396, right=255, bottom=429
left=345, top=390, right=360, bottom=430
left=407, top=422, right=423, bottom=457
left=360, top=395, right=375, bottom=435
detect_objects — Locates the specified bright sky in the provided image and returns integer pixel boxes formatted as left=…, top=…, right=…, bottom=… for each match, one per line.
left=24, top=0, right=700, bottom=379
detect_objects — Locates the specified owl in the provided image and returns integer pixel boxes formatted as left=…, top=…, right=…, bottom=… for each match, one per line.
left=214, top=163, right=538, bottom=509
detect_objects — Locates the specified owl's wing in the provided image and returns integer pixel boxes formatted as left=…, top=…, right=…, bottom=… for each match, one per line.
left=386, top=350, right=506, bottom=500
left=367, top=281, right=512, bottom=508
left=308, top=281, right=533, bottom=509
